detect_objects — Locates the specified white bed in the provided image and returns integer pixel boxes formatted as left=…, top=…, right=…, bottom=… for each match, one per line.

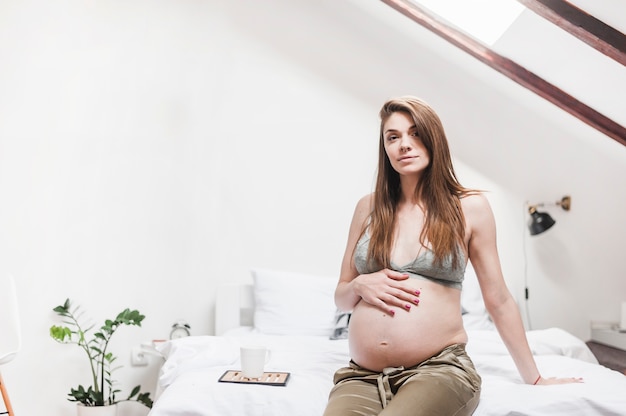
left=149, top=268, right=626, bottom=416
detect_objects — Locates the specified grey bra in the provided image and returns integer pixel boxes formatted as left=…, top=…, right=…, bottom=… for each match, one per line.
left=354, top=232, right=466, bottom=290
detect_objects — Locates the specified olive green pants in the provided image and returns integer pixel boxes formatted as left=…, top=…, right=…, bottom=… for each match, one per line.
left=323, top=344, right=481, bottom=416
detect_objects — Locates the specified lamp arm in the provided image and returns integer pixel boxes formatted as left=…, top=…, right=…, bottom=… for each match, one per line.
left=528, top=195, right=571, bottom=213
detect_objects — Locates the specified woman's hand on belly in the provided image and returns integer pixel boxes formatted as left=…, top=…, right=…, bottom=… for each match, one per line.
left=349, top=281, right=467, bottom=371
left=353, top=269, right=421, bottom=315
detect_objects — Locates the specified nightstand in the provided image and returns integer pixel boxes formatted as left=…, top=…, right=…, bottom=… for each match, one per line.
left=587, top=328, right=626, bottom=375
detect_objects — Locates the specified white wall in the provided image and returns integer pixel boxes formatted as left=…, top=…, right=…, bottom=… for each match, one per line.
left=1, top=1, right=625, bottom=415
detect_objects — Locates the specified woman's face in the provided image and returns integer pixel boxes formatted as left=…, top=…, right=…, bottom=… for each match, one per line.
left=382, top=111, right=430, bottom=177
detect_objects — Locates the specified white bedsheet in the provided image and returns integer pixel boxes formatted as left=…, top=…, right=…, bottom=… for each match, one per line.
left=149, top=328, right=626, bottom=416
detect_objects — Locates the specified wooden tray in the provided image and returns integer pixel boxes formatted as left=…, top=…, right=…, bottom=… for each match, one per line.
left=218, top=370, right=290, bottom=386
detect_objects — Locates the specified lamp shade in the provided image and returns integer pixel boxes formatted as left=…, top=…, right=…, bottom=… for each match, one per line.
left=528, top=210, right=556, bottom=236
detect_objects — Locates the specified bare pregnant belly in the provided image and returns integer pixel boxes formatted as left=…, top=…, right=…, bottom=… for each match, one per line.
left=348, top=279, right=467, bottom=372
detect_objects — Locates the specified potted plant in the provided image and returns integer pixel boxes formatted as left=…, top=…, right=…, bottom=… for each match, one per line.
left=50, top=298, right=153, bottom=415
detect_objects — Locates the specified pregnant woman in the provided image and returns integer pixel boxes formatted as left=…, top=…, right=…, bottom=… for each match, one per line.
left=323, top=96, right=581, bottom=416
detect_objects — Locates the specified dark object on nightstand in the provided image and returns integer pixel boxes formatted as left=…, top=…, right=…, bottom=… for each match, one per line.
left=586, top=341, right=626, bottom=375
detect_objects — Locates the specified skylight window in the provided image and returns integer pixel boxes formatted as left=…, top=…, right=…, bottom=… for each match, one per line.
left=416, top=0, right=525, bottom=45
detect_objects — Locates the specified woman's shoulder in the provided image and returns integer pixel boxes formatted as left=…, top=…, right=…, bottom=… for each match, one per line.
left=460, top=191, right=489, bottom=209
left=356, top=193, right=375, bottom=208
left=460, top=191, right=495, bottom=227
left=351, top=193, right=374, bottom=229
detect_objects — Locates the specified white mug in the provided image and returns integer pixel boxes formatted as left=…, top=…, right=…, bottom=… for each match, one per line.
left=240, top=345, right=271, bottom=379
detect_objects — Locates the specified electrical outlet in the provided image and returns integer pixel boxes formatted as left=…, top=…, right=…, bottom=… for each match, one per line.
left=131, top=346, right=149, bottom=366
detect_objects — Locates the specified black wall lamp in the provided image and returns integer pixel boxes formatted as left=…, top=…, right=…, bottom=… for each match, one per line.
left=527, top=195, right=571, bottom=236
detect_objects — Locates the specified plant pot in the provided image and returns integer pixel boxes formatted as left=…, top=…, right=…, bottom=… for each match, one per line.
left=76, top=403, right=117, bottom=416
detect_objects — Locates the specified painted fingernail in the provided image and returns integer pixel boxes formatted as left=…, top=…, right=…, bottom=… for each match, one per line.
left=415, top=290, right=421, bottom=295
left=413, top=299, right=420, bottom=305
left=405, top=304, right=411, bottom=310
left=389, top=309, right=395, bottom=316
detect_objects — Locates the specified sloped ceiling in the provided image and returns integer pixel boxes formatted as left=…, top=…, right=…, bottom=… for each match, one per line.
left=495, top=0, right=626, bottom=141
left=569, top=0, right=626, bottom=35
left=379, top=0, right=626, bottom=146
left=518, top=0, right=625, bottom=66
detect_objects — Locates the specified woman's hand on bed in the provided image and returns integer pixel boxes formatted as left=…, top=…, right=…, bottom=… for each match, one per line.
left=535, top=376, right=584, bottom=385
left=353, top=269, right=421, bottom=315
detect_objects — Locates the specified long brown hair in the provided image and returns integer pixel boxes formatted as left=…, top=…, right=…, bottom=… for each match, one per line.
left=367, top=96, right=473, bottom=268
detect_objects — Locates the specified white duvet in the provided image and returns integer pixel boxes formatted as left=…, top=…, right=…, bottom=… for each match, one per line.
left=149, top=327, right=626, bottom=416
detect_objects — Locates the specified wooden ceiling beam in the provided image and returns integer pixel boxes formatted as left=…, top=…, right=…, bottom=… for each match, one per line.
left=379, top=0, right=626, bottom=147
left=517, top=0, right=626, bottom=67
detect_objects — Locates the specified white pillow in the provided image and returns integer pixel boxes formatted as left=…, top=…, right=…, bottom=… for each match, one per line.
left=251, top=268, right=337, bottom=336
left=461, top=263, right=494, bottom=330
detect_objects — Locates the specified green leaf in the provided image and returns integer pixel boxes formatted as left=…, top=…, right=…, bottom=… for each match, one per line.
left=128, top=385, right=140, bottom=399
left=116, top=309, right=145, bottom=326
left=53, top=299, right=71, bottom=315
left=137, top=392, right=153, bottom=408
left=50, top=325, right=72, bottom=342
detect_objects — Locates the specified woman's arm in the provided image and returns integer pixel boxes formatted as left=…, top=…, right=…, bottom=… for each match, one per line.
left=335, top=194, right=417, bottom=314
left=334, top=195, right=372, bottom=311
left=464, top=193, right=581, bottom=385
